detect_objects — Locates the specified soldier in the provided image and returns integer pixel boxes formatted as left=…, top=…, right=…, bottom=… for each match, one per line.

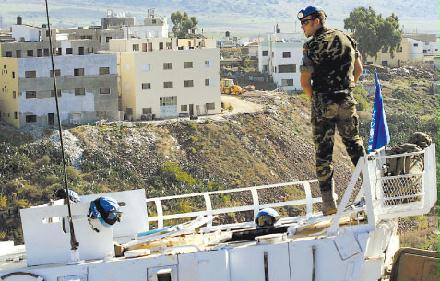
left=298, top=6, right=365, bottom=215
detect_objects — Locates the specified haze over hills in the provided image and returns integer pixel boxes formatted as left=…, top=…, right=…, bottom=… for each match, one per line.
left=0, top=0, right=438, bottom=35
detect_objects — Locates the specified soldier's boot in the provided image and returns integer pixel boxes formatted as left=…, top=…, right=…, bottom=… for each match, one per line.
left=321, top=184, right=337, bottom=216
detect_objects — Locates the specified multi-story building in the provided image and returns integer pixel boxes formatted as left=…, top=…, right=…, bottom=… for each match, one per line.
left=258, top=32, right=304, bottom=92
left=108, top=38, right=220, bottom=120
left=365, top=37, right=423, bottom=67
left=0, top=53, right=119, bottom=128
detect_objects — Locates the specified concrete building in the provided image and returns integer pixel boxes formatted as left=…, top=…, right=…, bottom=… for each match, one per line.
left=101, top=10, right=135, bottom=29
left=243, top=42, right=259, bottom=60
left=125, top=9, right=169, bottom=39
left=56, top=27, right=125, bottom=51
left=108, top=38, right=220, bottom=120
left=0, top=54, right=119, bottom=128
left=258, top=32, right=303, bottom=92
left=365, top=37, right=423, bottom=67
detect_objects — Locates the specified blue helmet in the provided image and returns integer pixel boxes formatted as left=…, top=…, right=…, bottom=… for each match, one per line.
left=297, top=6, right=326, bottom=20
left=88, top=196, right=122, bottom=228
left=255, top=208, right=280, bottom=228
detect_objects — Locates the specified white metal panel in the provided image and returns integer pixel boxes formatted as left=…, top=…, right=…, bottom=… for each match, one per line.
left=20, top=202, right=113, bottom=266
left=88, top=259, right=149, bottom=281
left=229, top=242, right=291, bottom=281
left=290, top=237, right=364, bottom=281
left=178, top=250, right=229, bottom=281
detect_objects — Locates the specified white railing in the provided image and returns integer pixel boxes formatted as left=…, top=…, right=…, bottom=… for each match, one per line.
left=145, top=180, right=320, bottom=230
left=328, top=144, right=437, bottom=235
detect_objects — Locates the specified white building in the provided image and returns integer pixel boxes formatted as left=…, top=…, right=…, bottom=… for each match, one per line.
left=11, top=17, right=41, bottom=42
left=422, top=38, right=440, bottom=56
left=365, top=37, right=425, bottom=67
left=258, top=33, right=304, bottom=92
left=125, top=9, right=169, bottom=39
left=108, top=38, right=221, bottom=120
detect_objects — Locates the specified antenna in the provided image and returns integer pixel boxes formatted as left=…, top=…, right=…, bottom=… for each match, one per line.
left=44, top=0, right=80, bottom=263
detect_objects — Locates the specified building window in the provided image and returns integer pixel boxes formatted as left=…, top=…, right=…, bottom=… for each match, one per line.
left=56, top=48, right=62, bottom=55
left=66, top=48, right=73, bottom=55
left=206, top=103, right=216, bottom=110
left=263, top=65, right=269, bottom=72
left=160, top=96, right=177, bottom=106
left=413, top=43, right=419, bottom=47
left=132, top=44, right=139, bottom=52
left=262, top=50, right=268, bottom=56
left=25, top=71, right=36, bottom=78
left=205, top=60, right=212, bottom=67
left=51, top=89, right=62, bottom=97
left=78, top=47, right=85, bottom=55
left=163, top=81, right=173, bottom=88
left=14, top=112, right=18, bottom=119
left=184, top=62, right=193, bottom=68
left=26, top=115, right=37, bottom=123
left=27, top=50, right=34, bottom=57
left=37, top=49, right=42, bottom=57
left=163, top=63, right=173, bottom=70
left=282, top=52, right=291, bottom=58
left=74, top=68, right=85, bottom=76
left=75, top=88, right=85, bottom=96
left=382, top=61, right=388, bottom=66
left=50, top=69, right=61, bottom=77
left=281, top=79, right=293, bottom=87
left=278, top=64, right=296, bottom=73
left=100, top=88, right=111, bottom=95
left=13, top=91, right=16, bottom=99
left=12, top=72, right=15, bottom=79
left=184, top=80, right=194, bottom=87
left=205, top=79, right=210, bottom=86
left=166, top=42, right=172, bottom=50
left=181, top=105, right=188, bottom=111
left=16, top=50, right=21, bottom=58
left=5, top=51, right=12, bottom=57
left=142, top=108, right=152, bottom=114
left=159, top=42, right=164, bottom=50
left=43, top=48, right=49, bottom=56
left=142, top=83, right=151, bottom=90
left=105, top=37, right=112, bottom=43
left=99, top=67, right=110, bottom=75
left=26, top=91, right=37, bottom=99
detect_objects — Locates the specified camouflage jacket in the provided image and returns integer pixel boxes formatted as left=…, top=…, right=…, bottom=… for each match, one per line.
left=301, top=27, right=359, bottom=93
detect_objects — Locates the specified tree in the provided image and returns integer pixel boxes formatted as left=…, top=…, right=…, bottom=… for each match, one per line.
left=344, top=7, right=402, bottom=60
left=171, top=11, right=198, bottom=39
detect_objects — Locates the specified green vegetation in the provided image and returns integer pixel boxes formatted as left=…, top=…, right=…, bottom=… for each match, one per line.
left=352, top=86, right=370, bottom=111
left=344, top=6, right=402, bottom=59
left=171, top=11, right=198, bottom=38
left=162, top=161, right=197, bottom=186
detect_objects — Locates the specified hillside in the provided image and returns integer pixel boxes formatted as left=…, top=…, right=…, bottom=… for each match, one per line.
left=0, top=68, right=438, bottom=248
left=1, top=0, right=439, bottom=33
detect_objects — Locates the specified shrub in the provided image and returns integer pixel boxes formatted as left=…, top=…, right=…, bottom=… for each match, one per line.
left=162, top=161, right=197, bottom=186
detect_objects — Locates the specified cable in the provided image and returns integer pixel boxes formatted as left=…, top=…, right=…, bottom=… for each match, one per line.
left=44, top=0, right=79, bottom=251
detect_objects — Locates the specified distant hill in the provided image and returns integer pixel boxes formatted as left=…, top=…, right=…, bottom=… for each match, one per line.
left=0, top=0, right=438, bottom=34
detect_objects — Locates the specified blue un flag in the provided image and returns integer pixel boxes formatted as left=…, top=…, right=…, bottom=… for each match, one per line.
left=368, top=72, right=390, bottom=153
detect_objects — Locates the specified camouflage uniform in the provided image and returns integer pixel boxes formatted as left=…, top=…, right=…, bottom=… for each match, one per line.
left=301, top=27, right=365, bottom=193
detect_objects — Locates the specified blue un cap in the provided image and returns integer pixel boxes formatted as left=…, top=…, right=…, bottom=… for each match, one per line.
left=297, top=6, right=326, bottom=20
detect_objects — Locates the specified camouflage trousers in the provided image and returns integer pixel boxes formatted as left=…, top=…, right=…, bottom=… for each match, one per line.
left=311, top=92, right=365, bottom=193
